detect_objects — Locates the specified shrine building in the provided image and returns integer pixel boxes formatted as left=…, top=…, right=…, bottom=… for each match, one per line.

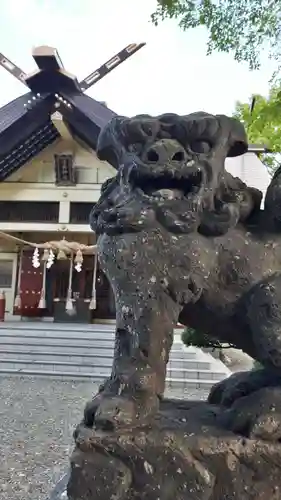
left=0, top=46, right=271, bottom=323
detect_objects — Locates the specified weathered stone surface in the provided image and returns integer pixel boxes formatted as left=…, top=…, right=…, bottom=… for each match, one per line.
left=209, top=368, right=281, bottom=408
left=69, top=398, right=281, bottom=500
left=87, top=112, right=281, bottom=428
left=67, top=112, right=281, bottom=498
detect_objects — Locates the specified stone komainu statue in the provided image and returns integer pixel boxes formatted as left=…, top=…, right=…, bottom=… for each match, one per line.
left=67, top=113, right=281, bottom=500
left=85, top=111, right=281, bottom=428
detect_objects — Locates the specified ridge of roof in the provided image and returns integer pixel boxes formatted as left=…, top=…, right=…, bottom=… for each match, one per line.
left=0, top=89, right=116, bottom=180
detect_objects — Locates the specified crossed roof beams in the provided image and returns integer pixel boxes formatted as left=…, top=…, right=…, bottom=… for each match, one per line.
left=0, top=43, right=145, bottom=94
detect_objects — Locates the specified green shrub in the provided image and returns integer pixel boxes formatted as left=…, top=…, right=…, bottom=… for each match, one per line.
left=182, top=328, right=263, bottom=370
left=182, top=327, right=232, bottom=350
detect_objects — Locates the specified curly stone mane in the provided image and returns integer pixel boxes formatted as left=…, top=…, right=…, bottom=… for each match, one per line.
left=91, top=112, right=262, bottom=237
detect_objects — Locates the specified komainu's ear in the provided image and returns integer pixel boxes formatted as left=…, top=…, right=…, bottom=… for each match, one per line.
left=97, top=116, right=127, bottom=169
left=217, top=115, right=248, bottom=157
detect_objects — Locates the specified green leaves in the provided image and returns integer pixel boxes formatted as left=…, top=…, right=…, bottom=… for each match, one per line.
left=152, top=0, right=281, bottom=72
left=233, top=86, right=281, bottom=172
left=182, top=327, right=233, bottom=350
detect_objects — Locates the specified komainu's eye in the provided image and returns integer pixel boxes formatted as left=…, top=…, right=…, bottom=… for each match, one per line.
left=190, top=140, right=211, bottom=154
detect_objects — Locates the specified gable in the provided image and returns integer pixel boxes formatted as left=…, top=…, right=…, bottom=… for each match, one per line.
left=4, top=136, right=116, bottom=184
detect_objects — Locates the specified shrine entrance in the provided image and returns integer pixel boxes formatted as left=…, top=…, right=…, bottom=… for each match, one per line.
left=13, top=239, right=116, bottom=324
left=91, top=264, right=116, bottom=321
left=48, top=256, right=115, bottom=323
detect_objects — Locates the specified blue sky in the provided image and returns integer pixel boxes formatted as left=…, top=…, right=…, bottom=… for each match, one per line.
left=0, top=0, right=276, bottom=117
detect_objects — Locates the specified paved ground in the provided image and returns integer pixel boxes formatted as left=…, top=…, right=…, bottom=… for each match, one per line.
left=0, top=376, right=210, bottom=500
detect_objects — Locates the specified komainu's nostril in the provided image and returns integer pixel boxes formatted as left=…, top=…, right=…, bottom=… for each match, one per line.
left=172, top=151, right=185, bottom=162
left=145, top=140, right=186, bottom=164
left=146, top=149, right=159, bottom=163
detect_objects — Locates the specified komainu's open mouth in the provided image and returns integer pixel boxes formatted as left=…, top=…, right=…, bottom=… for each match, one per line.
left=133, top=169, right=203, bottom=201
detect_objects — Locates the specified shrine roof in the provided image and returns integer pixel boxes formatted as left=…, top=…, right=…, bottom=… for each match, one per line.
left=0, top=90, right=115, bottom=181
left=0, top=43, right=150, bottom=181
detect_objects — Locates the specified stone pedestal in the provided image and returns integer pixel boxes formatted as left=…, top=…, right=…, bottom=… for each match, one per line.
left=65, top=370, right=281, bottom=500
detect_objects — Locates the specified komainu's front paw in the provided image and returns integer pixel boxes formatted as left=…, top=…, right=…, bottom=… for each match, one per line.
left=218, top=386, right=281, bottom=442
left=83, top=368, right=160, bottom=430
left=84, top=362, right=162, bottom=429
left=84, top=391, right=159, bottom=430
left=208, top=368, right=281, bottom=408
left=208, top=368, right=281, bottom=442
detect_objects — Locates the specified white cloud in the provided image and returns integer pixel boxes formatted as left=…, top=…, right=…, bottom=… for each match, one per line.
left=0, top=0, right=275, bottom=117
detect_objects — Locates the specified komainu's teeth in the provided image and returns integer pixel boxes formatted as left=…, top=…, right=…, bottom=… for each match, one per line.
left=152, top=188, right=183, bottom=200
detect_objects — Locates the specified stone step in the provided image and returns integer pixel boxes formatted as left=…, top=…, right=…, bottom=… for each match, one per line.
left=0, top=343, right=194, bottom=360
left=0, top=334, right=195, bottom=351
left=0, top=322, right=116, bottom=332
left=0, top=348, right=198, bottom=363
left=0, top=328, right=185, bottom=341
left=0, top=321, right=184, bottom=332
left=0, top=333, right=115, bottom=344
left=4, top=344, right=113, bottom=357
left=0, top=338, right=115, bottom=351
left=165, top=367, right=225, bottom=381
left=0, top=357, right=214, bottom=372
left=165, top=377, right=218, bottom=390
left=0, top=323, right=230, bottom=389
left=1, top=324, right=176, bottom=333
left=0, top=368, right=222, bottom=389
left=0, top=329, right=116, bottom=339
left=0, top=336, right=198, bottom=357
